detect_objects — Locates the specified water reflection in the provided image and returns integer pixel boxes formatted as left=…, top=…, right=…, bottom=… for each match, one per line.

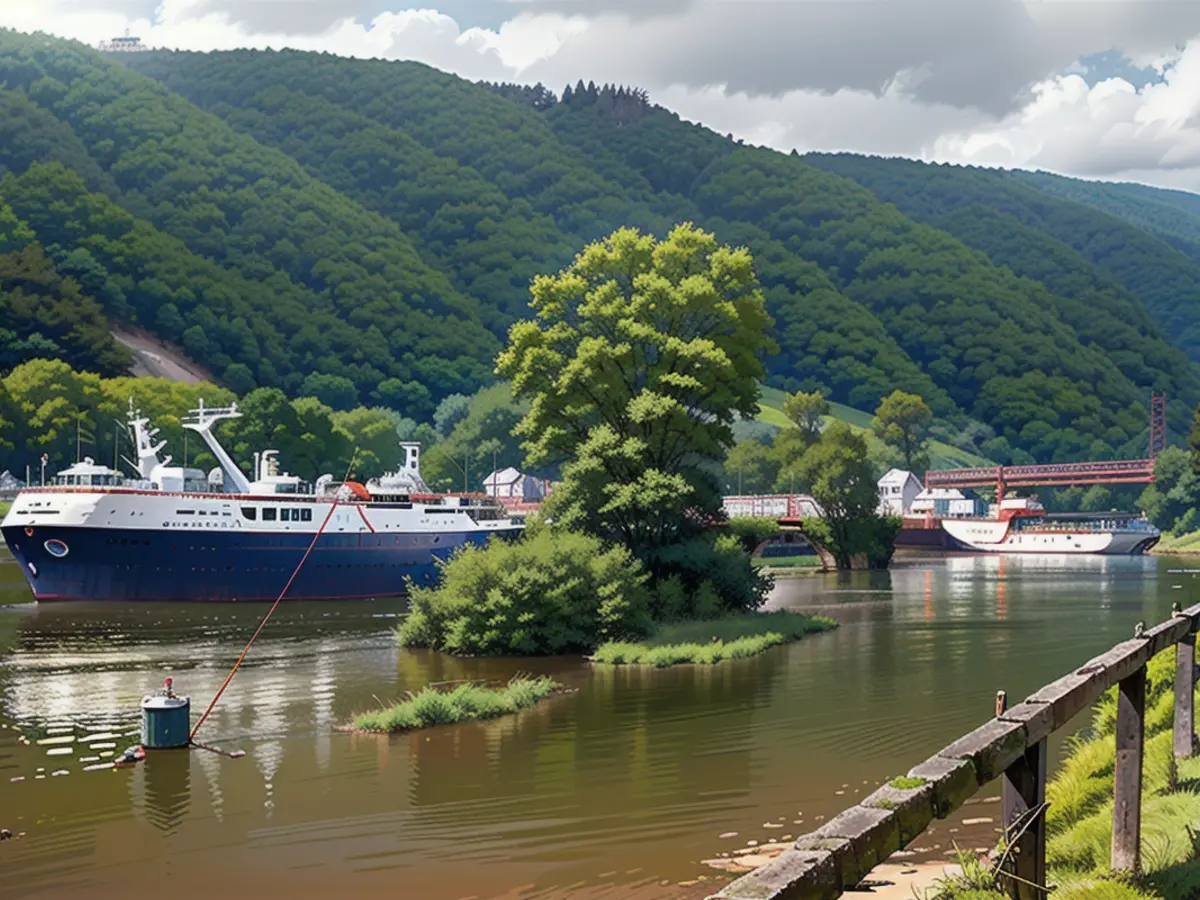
left=0, top=551, right=1188, bottom=899
left=138, top=750, right=191, bottom=834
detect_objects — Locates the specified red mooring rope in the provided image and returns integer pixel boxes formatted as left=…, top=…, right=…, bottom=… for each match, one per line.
left=188, top=498, right=341, bottom=742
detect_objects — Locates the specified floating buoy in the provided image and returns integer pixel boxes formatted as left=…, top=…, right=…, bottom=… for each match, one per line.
left=141, top=678, right=190, bottom=750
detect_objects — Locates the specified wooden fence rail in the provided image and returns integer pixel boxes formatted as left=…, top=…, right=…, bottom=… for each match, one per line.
left=708, top=602, right=1200, bottom=900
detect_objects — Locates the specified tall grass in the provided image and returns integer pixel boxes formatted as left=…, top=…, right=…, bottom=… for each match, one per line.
left=933, top=650, right=1200, bottom=900
left=352, top=676, right=560, bottom=733
left=591, top=610, right=836, bottom=667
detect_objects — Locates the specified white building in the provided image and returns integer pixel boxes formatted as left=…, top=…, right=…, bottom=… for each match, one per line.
left=877, top=469, right=922, bottom=516
left=909, top=486, right=988, bottom=518
left=483, top=467, right=547, bottom=501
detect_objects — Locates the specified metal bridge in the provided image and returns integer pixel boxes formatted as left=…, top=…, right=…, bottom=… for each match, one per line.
left=925, top=390, right=1166, bottom=502
left=925, top=457, right=1157, bottom=502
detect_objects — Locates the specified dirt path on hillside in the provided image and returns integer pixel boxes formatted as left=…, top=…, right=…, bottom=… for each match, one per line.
left=111, top=326, right=212, bottom=384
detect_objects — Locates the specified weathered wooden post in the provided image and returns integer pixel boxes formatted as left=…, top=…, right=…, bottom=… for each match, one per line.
left=1175, top=603, right=1196, bottom=760
left=1112, top=664, right=1147, bottom=874
left=997, top=690, right=1046, bottom=899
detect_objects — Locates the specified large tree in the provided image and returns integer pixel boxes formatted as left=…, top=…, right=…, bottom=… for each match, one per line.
left=872, top=390, right=933, bottom=473
left=498, top=223, right=774, bottom=570
left=800, top=422, right=898, bottom=569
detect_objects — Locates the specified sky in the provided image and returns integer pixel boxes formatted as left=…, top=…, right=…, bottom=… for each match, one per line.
left=7, top=1, right=1200, bottom=190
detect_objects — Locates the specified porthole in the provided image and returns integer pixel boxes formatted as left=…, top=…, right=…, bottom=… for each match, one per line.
left=44, top=539, right=69, bottom=559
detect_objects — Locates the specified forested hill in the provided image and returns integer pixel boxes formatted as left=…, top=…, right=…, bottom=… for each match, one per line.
left=1, top=31, right=1198, bottom=466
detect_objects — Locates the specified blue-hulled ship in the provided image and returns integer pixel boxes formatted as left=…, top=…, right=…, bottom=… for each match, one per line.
left=0, top=401, right=524, bottom=602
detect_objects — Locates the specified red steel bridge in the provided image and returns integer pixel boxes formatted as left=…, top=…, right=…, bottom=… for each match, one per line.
left=925, top=391, right=1167, bottom=502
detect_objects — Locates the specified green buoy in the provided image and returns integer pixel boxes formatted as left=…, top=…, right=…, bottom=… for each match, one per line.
left=141, top=678, right=190, bottom=749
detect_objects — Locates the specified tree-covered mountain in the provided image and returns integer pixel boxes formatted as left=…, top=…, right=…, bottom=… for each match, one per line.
left=2, top=30, right=1200, bottom=468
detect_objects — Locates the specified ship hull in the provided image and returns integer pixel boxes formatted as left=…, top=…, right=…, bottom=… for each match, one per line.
left=1, top=524, right=520, bottom=602
left=939, top=519, right=1159, bottom=555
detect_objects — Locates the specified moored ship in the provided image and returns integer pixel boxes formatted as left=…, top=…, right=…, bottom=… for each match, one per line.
left=0, top=401, right=524, bottom=602
left=939, top=497, right=1159, bottom=555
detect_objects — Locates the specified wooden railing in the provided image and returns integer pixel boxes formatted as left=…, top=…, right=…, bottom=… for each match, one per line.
left=709, top=603, right=1200, bottom=900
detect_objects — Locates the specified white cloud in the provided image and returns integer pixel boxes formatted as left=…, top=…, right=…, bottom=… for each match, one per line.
left=6, top=0, right=1200, bottom=188
left=928, top=40, right=1200, bottom=187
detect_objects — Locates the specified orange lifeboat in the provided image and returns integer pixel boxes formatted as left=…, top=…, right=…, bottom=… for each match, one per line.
left=343, top=481, right=371, bottom=502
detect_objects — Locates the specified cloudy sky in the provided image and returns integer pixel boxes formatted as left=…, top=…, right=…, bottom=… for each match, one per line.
left=7, top=0, right=1200, bottom=189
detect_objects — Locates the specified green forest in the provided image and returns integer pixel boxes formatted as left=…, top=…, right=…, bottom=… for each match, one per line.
left=3, top=29, right=1200, bottom=480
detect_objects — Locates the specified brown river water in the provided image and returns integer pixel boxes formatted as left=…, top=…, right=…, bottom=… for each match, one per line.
left=1, top=549, right=1197, bottom=900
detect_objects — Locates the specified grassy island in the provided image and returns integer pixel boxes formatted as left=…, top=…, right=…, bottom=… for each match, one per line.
left=591, top=610, right=836, bottom=667
left=351, top=677, right=562, bottom=734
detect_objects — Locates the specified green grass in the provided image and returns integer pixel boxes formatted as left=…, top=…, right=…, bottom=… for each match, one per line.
left=0, top=500, right=10, bottom=518
left=590, top=610, right=836, bottom=667
left=756, top=385, right=993, bottom=470
left=1153, top=530, right=1200, bottom=555
left=752, top=554, right=822, bottom=569
left=351, top=676, right=561, bottom=733
left=930, top=652, right=1200, bottom=900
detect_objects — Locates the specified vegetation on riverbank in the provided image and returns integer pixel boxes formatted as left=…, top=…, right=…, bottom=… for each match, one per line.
left=0, top=500, right=10, bottom=518
left=399, top=529, right=653, bottom=656
left=1152, top=529, right=1200, bottom=555
left=591, top=611, right=836, bottom=667
left=931, top=652, right=1200, bottom=900
left=751, top=554, right=822, bottom=569
left=351, top=676, right=561, bottom=733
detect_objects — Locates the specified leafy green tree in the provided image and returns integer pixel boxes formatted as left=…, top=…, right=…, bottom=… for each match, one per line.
left=872, top=390, right=933, bottom=473
left=799, top=422, right=898, bottom=568
left=433, top=393, right=471, bottom=438
left=723, top=438, right=779, bottom=494
left=783, top=390, right=829, bottom=444
left=300, top=373, right=359, bottom=411
left=499, top=223, right=775, bottom=603
left=1139, top=447, right=1200, bottom=533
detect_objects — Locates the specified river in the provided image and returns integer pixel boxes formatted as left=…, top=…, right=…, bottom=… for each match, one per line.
left=1, top=550, right=1196, bottom=900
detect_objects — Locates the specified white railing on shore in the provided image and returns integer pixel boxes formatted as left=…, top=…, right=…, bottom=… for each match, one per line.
left=721, top=494, right=823, bottom=520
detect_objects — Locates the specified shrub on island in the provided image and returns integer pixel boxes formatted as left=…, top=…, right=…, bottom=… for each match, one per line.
left=398, top=528, right=653, bottom=656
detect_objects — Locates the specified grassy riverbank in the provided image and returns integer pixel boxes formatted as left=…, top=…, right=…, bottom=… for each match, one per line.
left=351, top=676, right=562, bottom=733
left=591, top=610, right=836, bottom=667
left=1153, top=530, right=1200, bottom=555
left=0, top=500, right=10, bottom=518
left=933, top=652, right=1200, bottom=900
left=751, top=554, right=822, bottom=569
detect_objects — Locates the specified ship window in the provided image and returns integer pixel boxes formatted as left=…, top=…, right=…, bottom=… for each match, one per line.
left=242, top=507, right=257, bottom=521
left=301, top=508, right=312, bottom=522
left=263, top=508, right=277, bottom=521
left=177, top=509, right=195, bottom=515
left=280, top=508, right=291, bottom=522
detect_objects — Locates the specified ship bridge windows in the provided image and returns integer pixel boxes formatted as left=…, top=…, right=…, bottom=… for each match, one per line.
left=263, top=508, right=277, bottom=522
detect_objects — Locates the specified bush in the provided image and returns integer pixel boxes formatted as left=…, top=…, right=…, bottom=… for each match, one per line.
left=398, top=529, right=653, bottom=655
left=802, top=514, right=900, bottom=569
left=724, top=517, right=783, bottom=554
left=648, top=532, right=772, bottom=618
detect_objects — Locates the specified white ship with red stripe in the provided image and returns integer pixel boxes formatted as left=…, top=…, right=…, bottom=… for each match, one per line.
left=940, top=497, right=1159, bottom=555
